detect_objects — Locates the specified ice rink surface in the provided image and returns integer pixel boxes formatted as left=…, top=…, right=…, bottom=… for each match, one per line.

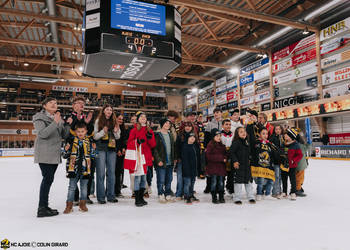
left=0, top=157, right=349, bottom=250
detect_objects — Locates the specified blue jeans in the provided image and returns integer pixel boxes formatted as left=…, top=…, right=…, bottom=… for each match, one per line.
left=146, top=166, right=153, bottom=187
left=67, top=174, right=88, bottom=202
left=272, top=164, right=281, bottom=195
left=155, top=165, right=174, bottom=196
left=134, top=175, right=146, bottom=191
left=183, top=177, right=195, bottom=198
left=175, top=162, right=183, bottom=197
left=96, top=150, right=116, bottom=201
left=256, top=177, right=274, bottom=195
left=210, top=175, right=224, bottom=192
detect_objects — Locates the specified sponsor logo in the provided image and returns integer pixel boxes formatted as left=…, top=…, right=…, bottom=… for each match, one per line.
left=120, top=57, right=148, bottom=79
left=86, top=0, right=100, bottom=11
left=110, top=64, right=125, bottom=72
left=321, top=20, right=347, bottom=40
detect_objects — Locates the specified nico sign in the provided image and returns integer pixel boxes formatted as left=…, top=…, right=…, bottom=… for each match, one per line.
left=273, top=96, right=303, bottom=109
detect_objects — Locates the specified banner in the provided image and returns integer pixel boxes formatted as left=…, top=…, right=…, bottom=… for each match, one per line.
left=122, top=90, right=143, bottom=96
left=256, top=80, right=270, bottom=92
left=305, top=118, right=312, bottom=145
left=216, top=84, right=227, bottom=95
left=329, top=133, right=350, bottom=145
left=145, top=92, right=166, bottom=97
left=240, top=57, right=269, bottom=75
left=226, top=80, right=237, bottom=89
left=273, top=96, right=303, bottom=109
left=242, top=84, right=255, bottom=96
left=261, top=102, right=271, bottom=111
left=226, top=89, right=238, bottom=101
left=323, top=84, right=350, bottom=98
left=322, top=66, right=350, bottom=85
left=240, top=96, right=254, bottom=106
left=272, top=34, right=315, bottom=62
left=0, top=148, right=34, bottom=157
left=316, top=145, right=350, bottom=158
left=320, top=17, right=350, bottom=41
left=272, top=48, right=316, bottom=73
left=255, top=91, right=270, bottom=103
left=321, top=33, right=350, bottom=55
left=321, top=49, right=350, bottom=68
left=254, top=67, right=269, bottom=81
left=0, top=129, right=29, bottom=135
left=216, top=94, right=227, bottom=105
left=240, top=73, right=254, bottom=86
left=52, top=85, right=88, bottom=93
left=216, top=76, right=227, bottom=87
left=273, top=62, right=317, bottom=85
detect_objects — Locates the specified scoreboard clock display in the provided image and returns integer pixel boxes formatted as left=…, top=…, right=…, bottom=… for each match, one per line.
left=83, top=0, right=181, bottom=81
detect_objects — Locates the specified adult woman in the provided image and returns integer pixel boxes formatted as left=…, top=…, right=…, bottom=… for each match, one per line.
left=33, top=97, right=72, bottom=217
left=93, top=104, right=121, bottom=204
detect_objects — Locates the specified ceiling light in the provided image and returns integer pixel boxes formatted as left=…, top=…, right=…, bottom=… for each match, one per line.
left=23, top=62, right=29, bottom=67
left=191, top=87, right=198, bottom=93
left=302, top=27, right=310, bottom=35
left=72, top=48, right=78, bottom=55
left=41, top=7, right=48, bottom=13
left=78, top=66, right=83, bottom=71
left=46, top=32, right=52, bottom=38
left=44, top=21, right=50, bottom=27
left=228, top=67, right=239, bottom=74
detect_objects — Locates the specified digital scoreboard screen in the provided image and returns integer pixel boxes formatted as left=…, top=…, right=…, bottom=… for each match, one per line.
left=111, top=0, right=166, bottom=36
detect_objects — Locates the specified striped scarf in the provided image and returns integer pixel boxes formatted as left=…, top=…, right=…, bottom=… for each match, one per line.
left=67, top=137, right=91, bottom=178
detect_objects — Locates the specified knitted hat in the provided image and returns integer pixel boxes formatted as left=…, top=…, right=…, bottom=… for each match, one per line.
left=159, top=118, right=171, bottom=128
left=136, top=111, right=145, bottom=122
left=230, top=109, right=240, bottom=116
left=188, top=132, right=196, bottom=138
left=247, top=109, right=258, bottom=118
left=286, top=128, right=299, bottom=140
left=211, top=128, right=221, bottom=138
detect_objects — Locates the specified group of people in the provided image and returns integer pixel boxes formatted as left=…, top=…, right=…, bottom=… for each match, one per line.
left=33, top=97, right=309, bottom=218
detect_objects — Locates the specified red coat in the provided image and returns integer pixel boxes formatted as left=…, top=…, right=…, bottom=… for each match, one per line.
left=266, top=122, right=274, bottom=138
left=287, top=141, right=303, bottom=168
left=205, top=141, right=227, bottom=176
left=124, top=125, right=156, bottom=174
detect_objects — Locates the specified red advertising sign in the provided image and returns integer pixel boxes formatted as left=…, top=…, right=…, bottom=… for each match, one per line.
left=329, top=133, right=350, bottom=145
left=226, top=90, right=238, bottom=101
left=292, top=48, right=316, bottom=65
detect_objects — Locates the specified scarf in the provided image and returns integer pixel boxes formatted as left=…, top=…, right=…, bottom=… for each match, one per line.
left=67, top=137, right=91, bottom=178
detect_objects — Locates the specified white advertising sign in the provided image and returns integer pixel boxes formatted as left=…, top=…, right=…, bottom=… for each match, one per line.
left=216, top=76, right=227, bottom=87
left=321, top=49, right=350, bottom=68
left=0, top=129, right=29, bottom=135
left=255, top=91, right=271, bottom=102
left=86, top=12, right=100, bottom=29
left=322, top=66, right=350, bottom=85
left=254, top=67, right=269, bottom=81
left=216, top=94, right=227, bottom=105
left=86, top=0, right=100, bottom=11
left=242, top=84, right=255, bottom=96
left=146, top=92, right=166, bottom=98
left=323, top=84, right=350, bottom=97
left=52, top=85, right=88, bottom=93
left=320, top=17, right=350, bottom=41
left=272, top=57, right=292, bottom=73
left=122, top=90, right=144, bottom=96
left=273, top=62, right=317, bottom=85
left=240, top=96, right=254, bottom=106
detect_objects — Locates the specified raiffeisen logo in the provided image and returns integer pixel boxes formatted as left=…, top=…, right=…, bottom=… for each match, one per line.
left=120, top=57, right=147, bottom=79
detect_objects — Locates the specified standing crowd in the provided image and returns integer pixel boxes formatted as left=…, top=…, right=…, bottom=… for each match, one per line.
left=33, top=97, right=309, bottom=217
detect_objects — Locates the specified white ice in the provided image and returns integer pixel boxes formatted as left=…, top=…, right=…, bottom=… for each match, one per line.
left=0, top=157, right=349, bottom=250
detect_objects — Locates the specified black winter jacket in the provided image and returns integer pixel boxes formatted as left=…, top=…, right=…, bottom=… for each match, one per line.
left=229, top=138, right=252, bottom=184
left=182, top=143, right=200, bottom=178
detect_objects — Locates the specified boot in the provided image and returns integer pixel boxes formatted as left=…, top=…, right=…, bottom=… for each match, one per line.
left=37, top=207, right=59, bottom=217
left=185, top=196, right=192, bottom=205
left=219, top=191, right=225, bottom=203
left=135, top=190, right=144, bottom=207
left=296, top=190, right=307, bottom=197
left=211, top=192, right=219, bottom=204
left=47, top=207, right=58, bottom=213
left=63, top=202, right=73, bottom=214
left=140, top=188, right=148, bottom=206
left=79, top=200, right=88, bottom=212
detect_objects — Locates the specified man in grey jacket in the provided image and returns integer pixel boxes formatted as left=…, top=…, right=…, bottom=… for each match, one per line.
left=33, top=97, right=72, bottom=217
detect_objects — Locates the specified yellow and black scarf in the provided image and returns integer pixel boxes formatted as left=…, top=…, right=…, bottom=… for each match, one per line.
left=66, top=137, right=91, bottom=178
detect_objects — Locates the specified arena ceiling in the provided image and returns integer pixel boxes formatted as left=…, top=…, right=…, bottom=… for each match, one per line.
left=0, top=0, right=324, bottom=88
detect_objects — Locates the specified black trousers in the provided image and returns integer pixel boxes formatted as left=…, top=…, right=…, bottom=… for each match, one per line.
left=226, top=169, right=235, bottom=193
left=87, top=159, right=96, bottom=196
left=115, top=155, right=125, bottom=195
left=281, top=168, right=297, bottom=194
left=38, top=163, right=58, bottom=208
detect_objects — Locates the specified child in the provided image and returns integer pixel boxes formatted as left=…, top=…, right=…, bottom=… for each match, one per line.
left=153, top=118, right=176, bottom=203
left=63, top=122, right=95, bottom=214
left=282, top=128, right=303, bottom=200
left=270, top=125, right=285, bottom=198
left=182, top=133, right=200, bottom=205
left=251, top=127, right=278, bottom=201
left=221, top=119, right=234, bottom=194
left=124, top=112, right=156, bottom=207
left=206, top=128, right=227, bottom=204
left=230, top=127, right=255, bottom=205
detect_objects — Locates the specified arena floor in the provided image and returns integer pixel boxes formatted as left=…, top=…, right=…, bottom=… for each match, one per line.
left=0, top=157, right=348, bottom=250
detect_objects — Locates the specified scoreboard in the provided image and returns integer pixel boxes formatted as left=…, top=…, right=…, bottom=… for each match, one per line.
left=83, top=0, right=182, bottom=81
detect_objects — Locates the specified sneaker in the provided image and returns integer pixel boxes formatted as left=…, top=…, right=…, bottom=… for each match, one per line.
left=107, top=198, right=118, bottom=203
left=234, top=201, right=242, bottom=205
left=249, top=199, right=256, bottom=204
left=290, top=193, right=297, bottom=201
left=185, top=197, right=192, bottom=205
left=281, top=193, right=288, bottom=199
left=98, top=200, right=106, bottom=204
left=37, top=207, right=59, bottom=218
left=116, top=193, right=125, bottom=198
left=166, top=195, right=175, bottom=203
left=86, top=198, right=94, bottom=205
left=89, top=194, right=96, bottom=198
left=158, top=195, right=167, bottom=204
left=256, top=195, right=262, bottom=201
left=272, top=194, right=281, bottom=199
left=122, top=184, right=128, bottom=189
left=264, top=195, right=275, bottom=200
left=296, top=190, right=307, bottom=197
left=147, top=186, right=152, bottom=195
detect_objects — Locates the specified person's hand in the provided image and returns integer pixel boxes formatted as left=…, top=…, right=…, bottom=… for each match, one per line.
left=92, top=143, right=96, bottom=149
left=64, top=143, right=70, bottom=151
left=66, top=117, right=73, bottom=125
left=54, top=112, right=62, bottom=124
left=117, top=150, right=122, bottom=157
left=85, top=112, right=93, bottom=124
left=122, top=148, right=126, bottom=155
left=223, top=159, right=227, bottom=163
left=103, top=126, right=108, bottom=133
left=114, top=124, right=120, bottom=133
left=158, top=161, right=164, bottom=167
left=233, top=162, right=239, bottom=169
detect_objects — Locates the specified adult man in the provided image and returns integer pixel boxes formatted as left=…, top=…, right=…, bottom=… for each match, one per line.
left=221, top=119, right=234, bottom=194
left=258, top=113, right=274, bottom=138
left=230, top=109, right=242, bottom=134
left=65, top=96, right=94, bottom=205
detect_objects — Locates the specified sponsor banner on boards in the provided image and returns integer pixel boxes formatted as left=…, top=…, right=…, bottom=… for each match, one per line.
left=321, top=49, right=350, bottom=68
left=320, top=17, right=350, bottom=41
left=240, top=57, right=269, bottom=75
left=52, top=85, right=88, bottom=93
left=322, top=66, right=350, bottom=85
left=272, top=48, right=316, bottom=73
left=145, top=92, right=166, bottom=98
left=122, top=90, right=144, bottom=96
left=273, top=62, right=317, bottom=85
left=316, top=145, right=350, bottom=158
